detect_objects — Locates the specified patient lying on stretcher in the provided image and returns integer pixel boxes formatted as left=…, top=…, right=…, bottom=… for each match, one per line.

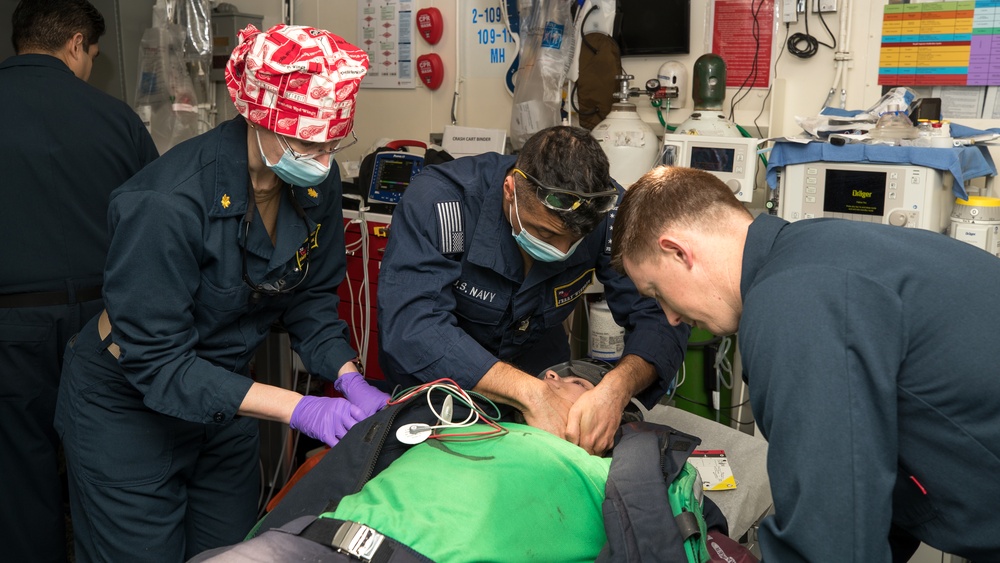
left=190, top=370, right=752, bottom=563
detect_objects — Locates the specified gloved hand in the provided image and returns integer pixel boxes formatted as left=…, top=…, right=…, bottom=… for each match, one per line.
left=334, top=371, right=390, bottom=418
left=289, top=395, right=365, bottom=448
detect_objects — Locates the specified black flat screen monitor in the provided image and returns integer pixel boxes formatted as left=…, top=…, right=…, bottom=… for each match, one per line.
left=823, top=169, right=887, bottom=217
left=614, top=0, right=690, bottom=56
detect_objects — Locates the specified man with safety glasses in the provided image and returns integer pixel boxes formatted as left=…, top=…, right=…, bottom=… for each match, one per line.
left=378, top=126, right=690, bottom=455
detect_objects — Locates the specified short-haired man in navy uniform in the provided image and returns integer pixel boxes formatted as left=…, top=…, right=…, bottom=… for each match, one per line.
left=0, top=1, right=158, bottom=560
left=378, top=126, right=690, bottom=455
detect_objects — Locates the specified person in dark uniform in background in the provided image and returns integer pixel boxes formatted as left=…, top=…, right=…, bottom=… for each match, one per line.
left=54, top=24, right=388, bottom=562
left=377, top=126, right=690, bottom=456
left=0, top=1, right=158, bottom=560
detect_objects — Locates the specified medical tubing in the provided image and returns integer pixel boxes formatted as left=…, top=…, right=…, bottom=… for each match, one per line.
left=258, top=372, right=310, bottom=519
left=390, top=380, right=503, bottom=420
left=652, top=98, right=675, bottom=132
left=735, top=124, right=768, bottom=168
left=839, top=0, right=853, bottom=108
left=672, top=362, right=686, bottom=398
left=733, top=368, right=753, bottom=431
left=823, top=0, right=852, bottom=110
left=389, top=379, right=507, bottom=441
left=703, top=344, right=718, bottom=412
left=358, top=210, right=371, bottom=369
left=713, top=336, right=735, bottom=422
left=259, top=365, right=312, bottom=518
left=671, top=393, right=755, bottom=425
left=714, top=336, right=734, bottom=391
left=342, top=194, right=371, bottom=370
left=425, top=385, right=480, bottom=428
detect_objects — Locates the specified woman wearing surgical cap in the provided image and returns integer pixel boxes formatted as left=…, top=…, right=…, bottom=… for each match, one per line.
left=54, top=24, right=388, bottom=561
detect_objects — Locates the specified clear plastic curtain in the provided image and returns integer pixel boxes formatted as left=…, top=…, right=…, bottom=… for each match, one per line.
left=134, top=0, right=211, bottom=154
left=508, top=0, right=576, bottom=150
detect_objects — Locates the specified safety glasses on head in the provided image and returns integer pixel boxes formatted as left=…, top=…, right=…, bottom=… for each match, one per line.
left=274, top=130, right=360, bottom=161
left=513, top=168, right=618, bottom=213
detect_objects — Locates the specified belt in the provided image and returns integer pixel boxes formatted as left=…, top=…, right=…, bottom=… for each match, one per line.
left=0, top=285, right=102, bottom=308
left=300, top=518, right=433, bottom=563
left=97, top=309, right=121, bottom=359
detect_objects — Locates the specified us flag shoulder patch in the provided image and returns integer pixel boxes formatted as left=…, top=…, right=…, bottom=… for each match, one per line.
left=436, top=201, right=464, bottom=254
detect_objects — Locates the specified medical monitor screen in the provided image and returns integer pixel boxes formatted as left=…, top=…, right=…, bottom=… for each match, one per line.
left=822, top=169, right=887, bottom=216
left=376, top=159, right=415, bottom=191
left=689, top=146, right=735, bottom=173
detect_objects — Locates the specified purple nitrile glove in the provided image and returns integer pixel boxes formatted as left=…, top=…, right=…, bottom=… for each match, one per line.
left=334, top=371, right=390, bottom=418
left=289, top=395, right=365, bottom=448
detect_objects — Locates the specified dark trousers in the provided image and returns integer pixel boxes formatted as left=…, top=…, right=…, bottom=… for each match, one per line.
left=55, top=317, right=261, bottom=562
left=0, top=298, right=103, bottom=563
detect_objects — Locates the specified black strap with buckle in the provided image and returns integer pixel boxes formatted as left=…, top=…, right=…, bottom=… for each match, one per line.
left=0, top=285, right=102, bottom=308
left=299, top=518, right=434, bottom=563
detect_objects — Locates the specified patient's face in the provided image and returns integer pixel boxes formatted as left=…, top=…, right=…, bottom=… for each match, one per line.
left=543, top=371, right=595, bottom=404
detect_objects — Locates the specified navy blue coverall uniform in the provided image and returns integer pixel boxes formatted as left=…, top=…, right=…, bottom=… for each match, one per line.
left=377, top=153, right=689, bottom=408
left=0, top=53, right=158, bottom=563
left=54, top=117, right=356, bottom=562
left=740, top=214, right=1000, bottom=562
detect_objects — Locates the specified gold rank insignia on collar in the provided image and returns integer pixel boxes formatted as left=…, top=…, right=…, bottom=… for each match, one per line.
left=221, top=194, right=231, bottom=208
left=307, top=188, right=319, bottom=198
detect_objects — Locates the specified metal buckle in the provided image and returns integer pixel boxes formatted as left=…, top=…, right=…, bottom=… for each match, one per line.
left=331, top=521, right=385, bottom=562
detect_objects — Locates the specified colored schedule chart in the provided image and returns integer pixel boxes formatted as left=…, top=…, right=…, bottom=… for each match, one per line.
left=879, top=1, right=1000, bottom=86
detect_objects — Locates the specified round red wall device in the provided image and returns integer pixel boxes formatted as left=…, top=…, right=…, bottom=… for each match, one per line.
left=416, top=53, right=444, bottom=90
left=416, top=7, right=443, bottom=45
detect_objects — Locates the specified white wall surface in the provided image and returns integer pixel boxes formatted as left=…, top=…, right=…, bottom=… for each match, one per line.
left=286, top=0, right=1000, bottom=180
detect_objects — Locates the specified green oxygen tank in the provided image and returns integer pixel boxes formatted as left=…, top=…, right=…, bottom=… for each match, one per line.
left=692, top=53, right=727, bottom=111
left=675, top=53, right=741, bottom=136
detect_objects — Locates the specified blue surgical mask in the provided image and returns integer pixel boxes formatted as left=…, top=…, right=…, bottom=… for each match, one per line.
left=256, top=129, right=331, bottom=187
left=510, top=188, right=582, bottom=262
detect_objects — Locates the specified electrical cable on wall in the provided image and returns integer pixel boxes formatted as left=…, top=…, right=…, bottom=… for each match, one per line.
left=787, top=1, right=835, bottom=59
left=727, top=0, right=768, bottom=125
left=749, top=8, right=790, bottom=141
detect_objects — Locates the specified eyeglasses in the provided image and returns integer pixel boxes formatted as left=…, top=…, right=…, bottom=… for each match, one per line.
left=513, top=168, right=619, bottom=213
left=274, top=130, right=359, bottom=161
left=241, top=184, right=312, bottom=297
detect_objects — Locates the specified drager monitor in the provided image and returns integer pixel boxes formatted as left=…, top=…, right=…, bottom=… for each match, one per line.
left=778, top=162, right=954, bottom=232
left=661, top=134, right=760, bottom=202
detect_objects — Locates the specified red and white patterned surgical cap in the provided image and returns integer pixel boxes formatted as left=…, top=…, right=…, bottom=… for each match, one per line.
left=225, top=24, right=369, bottom=143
